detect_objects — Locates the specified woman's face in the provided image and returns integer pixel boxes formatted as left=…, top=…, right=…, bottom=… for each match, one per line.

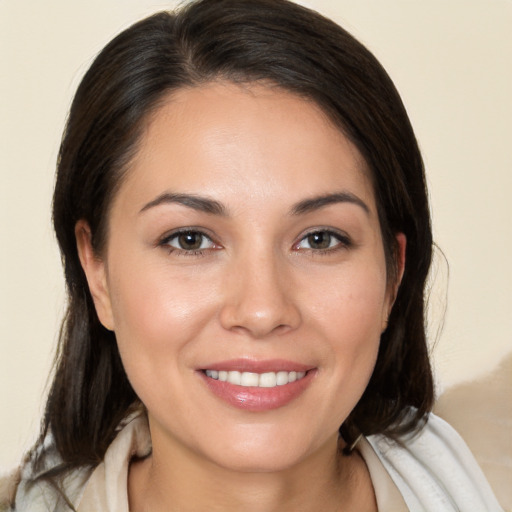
left=80, top=82, right=402, bottom=473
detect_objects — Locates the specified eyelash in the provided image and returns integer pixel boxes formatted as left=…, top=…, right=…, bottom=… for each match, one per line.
left=158, top=228, right=352, bottom=257
left=158, top=229, right=218, bottom=257
left=293, top=229, right=352, bottom=254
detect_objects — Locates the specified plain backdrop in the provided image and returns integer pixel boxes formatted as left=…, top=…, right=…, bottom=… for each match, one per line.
left=1, top=0, right=511, bottom=471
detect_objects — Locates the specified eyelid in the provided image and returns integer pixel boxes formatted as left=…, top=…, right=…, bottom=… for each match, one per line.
left=293, top=227, right=352, bottom=251
left=158, top=227, right=221, bottom=252
left=156, top=226, right=351, bottom=255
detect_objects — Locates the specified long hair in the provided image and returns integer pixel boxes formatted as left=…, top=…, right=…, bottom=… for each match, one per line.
left=32, top=0, right=432, bottom=489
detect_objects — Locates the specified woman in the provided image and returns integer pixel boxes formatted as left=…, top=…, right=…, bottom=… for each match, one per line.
left=1, top=0, right=502, bottom=510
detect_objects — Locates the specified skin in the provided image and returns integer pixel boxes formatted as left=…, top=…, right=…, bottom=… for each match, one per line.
left=77, top=81, right=405, bottom=511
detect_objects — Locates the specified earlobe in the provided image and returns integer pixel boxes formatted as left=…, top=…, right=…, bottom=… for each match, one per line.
left=75, top=220, right=115, bottom=331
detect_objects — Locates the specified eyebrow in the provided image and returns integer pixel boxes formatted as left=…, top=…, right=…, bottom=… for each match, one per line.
left=291, top=192, right=370, bottom=216
left=139, top=193, right=227, bottom=216
left=139, top=191, right=369, bottom=217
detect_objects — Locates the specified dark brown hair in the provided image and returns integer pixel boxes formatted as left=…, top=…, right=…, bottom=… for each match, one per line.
left=29, top=0, right=433, bottom=499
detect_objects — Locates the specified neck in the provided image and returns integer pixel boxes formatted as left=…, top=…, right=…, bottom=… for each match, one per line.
left=128, top=427, right=375, bottom=512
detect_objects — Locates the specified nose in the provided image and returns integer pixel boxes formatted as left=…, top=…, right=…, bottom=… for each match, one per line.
left=219, top=250, right=302, bottom=339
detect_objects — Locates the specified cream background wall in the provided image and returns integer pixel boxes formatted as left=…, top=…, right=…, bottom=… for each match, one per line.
left=1, top=0, right=511, bottom=470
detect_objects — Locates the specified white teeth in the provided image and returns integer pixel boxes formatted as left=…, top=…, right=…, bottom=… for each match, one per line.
left=240, top=372, right=259, bottom=387
left=259, top=372, right=277, bottom=387
left=227, top=371, right=241, bottom=385
left=276, top=371, right=289, bottom=385
left=205, top=369, right=307, bottom=388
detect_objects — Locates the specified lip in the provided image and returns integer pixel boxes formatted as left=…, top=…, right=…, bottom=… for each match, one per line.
left=197, top=359, right=317, bottom=412
left=199, top=358, right=313, bottom=373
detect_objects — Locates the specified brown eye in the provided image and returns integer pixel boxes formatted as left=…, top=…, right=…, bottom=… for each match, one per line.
left=177, top=232, right=204, bottom=250
left=306, top=232, right=332, bottom=250
left=163, top=230, right=215, bottom=252
left=295, top=230, right=351, bottom=252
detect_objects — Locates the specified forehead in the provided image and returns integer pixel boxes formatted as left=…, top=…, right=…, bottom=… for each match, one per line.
left=113, top=81, right=375, bottom=216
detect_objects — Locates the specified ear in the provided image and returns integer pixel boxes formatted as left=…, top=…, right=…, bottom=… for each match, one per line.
left=382, top=232, right=406, bottom=331
left=75, top=220, right=115, bottom=331
left=395, top=232, right=406, bottom=288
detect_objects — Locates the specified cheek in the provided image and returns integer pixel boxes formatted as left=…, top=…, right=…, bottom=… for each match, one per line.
left=105, top=256, right=217, bottom=382
left=306, top=260, right=388, bottom=396
left=308, top=258, right=388, bottom=338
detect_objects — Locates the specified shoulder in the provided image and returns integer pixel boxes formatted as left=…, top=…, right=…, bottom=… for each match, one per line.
left=4, top=427, right=88, bottom=511
left=7, top=451, right=90, bottom=512
left=1, top=463, right=89, bottom=512
left=10, top=412, right=150, bottom=512
left=0, top=468, right=20, bottom=511
left=367, top=413, right=504, bottom=512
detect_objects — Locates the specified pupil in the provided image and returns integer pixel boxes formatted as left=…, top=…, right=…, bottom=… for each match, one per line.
left=308, top=232, right=330, bottom=249
left=178, top=232, right=202, bottom=250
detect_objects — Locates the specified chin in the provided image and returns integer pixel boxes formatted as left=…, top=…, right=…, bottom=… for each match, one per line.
left=199, top=424, right=333, bottom=474
left=209, top=447, right=305, bottom=474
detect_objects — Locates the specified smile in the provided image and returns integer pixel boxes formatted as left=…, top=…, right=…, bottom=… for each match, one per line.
left=204, top=370, right=307, bottom=388
left=198, top=361, right=316, bottom=412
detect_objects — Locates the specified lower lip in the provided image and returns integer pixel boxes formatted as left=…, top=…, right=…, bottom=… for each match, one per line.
left=199, top=370, right=316, bottom=412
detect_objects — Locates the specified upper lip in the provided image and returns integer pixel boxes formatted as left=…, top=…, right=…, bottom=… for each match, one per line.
left=199, top=358, right=314, bottom=373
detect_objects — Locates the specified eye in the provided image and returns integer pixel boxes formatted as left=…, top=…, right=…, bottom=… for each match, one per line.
left=161, top=230, right=216, bottom=253
left=295, top=230, right=350, bottom=252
